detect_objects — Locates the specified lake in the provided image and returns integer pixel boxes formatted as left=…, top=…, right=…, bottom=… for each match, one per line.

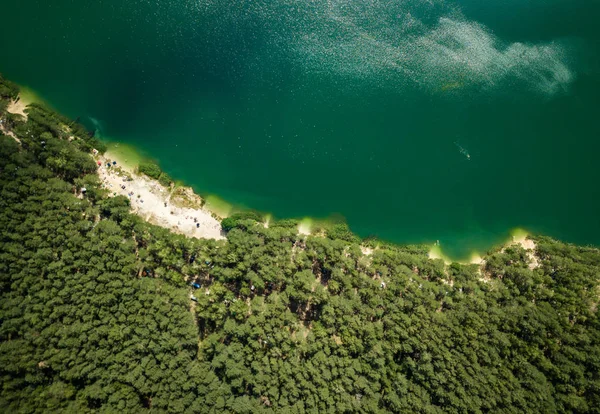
left=1, top=0, right=599, bottom=258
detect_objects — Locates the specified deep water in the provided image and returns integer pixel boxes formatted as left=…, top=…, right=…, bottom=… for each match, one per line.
left=1, top=0, right=599, bottom=258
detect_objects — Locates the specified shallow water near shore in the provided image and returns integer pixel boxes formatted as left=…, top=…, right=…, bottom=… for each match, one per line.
left=103, top=143, right=144, bottom=172
left=1, top=0, right=599, bottom=258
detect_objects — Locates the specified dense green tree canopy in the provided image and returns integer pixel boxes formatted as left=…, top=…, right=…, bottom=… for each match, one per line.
left=1, top=76, right=599, bottom=413
left=138, top=161, right=162, bottom=180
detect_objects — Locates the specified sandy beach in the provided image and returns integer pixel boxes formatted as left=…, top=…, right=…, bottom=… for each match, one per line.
left=1, top=95, right=30, bottom=142
left=507, top=231, right=539, bottom=269
left=96, top=149, right=225, bottom=240
left=7, top=98, right=28, bottom=118
left=0, top=122, right=19, bottom=143
left=0, top=95, right=225, bottom=241
left=428, top=229, right=539, bottom=269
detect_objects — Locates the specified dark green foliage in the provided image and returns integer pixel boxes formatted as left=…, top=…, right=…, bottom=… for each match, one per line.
left=221, top=211, right=264, bottom=231
left=138, top=161, right=162, bottom=179
left=138, top=160, right=173, bottom=187
left=158, top=172, right=173, bottom=187
left=325, top=222, right=361, bottom=243
left=74, top=174, right=106, bottom=203
left=0, top=74, right=19, bottom=101
left=269, top=218, right=300, bottom=229
left=0, top=74, right=20, bottom=117
left=1, top=93, right=600, bottom=413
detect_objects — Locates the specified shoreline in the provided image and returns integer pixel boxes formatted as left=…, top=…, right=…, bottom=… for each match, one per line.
left=101, top=141, right=236, bottom=219
left=427, top=228, right=541, bottom=267
left=98, top=143, right=543, bottom=259
left=2, top=91, right=35, bottom=142
left=2, top=80, right=598, bottom=263
left=0, top=89, right=567, bottom=259
left=96, top=148, right=226, bottom=240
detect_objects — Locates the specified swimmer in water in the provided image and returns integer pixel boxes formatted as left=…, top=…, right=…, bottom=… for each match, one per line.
left=454, top=141, right=471, bottom=160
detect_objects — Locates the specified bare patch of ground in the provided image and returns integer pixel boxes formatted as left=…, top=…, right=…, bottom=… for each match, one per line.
left=361, top=246, right=373, bottom=256
left=96, top=150, right=225, bottom=240
left=7, top=99, right=28, bottom=119
left=505, top=234, right=540, bottom=269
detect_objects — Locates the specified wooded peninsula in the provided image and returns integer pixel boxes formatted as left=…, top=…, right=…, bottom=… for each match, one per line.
left=1, top=75, right=599, bottom=413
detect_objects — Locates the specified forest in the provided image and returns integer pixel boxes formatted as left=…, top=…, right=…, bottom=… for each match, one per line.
left=1, top=74, right=599, bottom=413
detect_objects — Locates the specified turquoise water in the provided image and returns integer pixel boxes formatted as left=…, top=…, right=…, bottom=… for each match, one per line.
left=1, top=0, right=599, bottom=258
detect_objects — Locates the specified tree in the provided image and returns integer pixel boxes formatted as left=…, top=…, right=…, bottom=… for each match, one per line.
left=1, top=74, right=599, bottom=413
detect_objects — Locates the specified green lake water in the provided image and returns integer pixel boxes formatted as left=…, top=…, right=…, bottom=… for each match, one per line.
left=1, top=0, right=599, bottom=258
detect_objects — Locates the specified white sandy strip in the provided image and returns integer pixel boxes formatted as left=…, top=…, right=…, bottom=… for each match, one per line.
left=96, top=153, right=224, bottom=240
left=2, top=96, right=28, bottom=143
left=428, top=245, right=451, bottom=264
left=360, top=246, right=373, bottom=256
left=298, top=219, right=312, bottom=236
left=7, top=99, right=28, bottom=118
left=508, top=233, right=540, bottom=269
left=0, top=123, right=20, bottom=143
